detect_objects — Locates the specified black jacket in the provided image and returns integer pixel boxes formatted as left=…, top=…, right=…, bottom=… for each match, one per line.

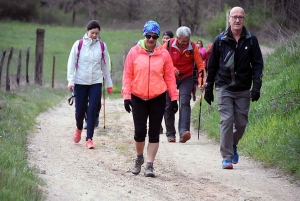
left=206, top=26, right=263, bottom=92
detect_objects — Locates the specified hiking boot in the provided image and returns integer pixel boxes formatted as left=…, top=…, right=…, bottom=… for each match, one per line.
left=73, top=128, right=82, bottom=143
left=144, top=164, right=155, bottom=177
left=222, top=160, right=233, bottom=169
left=83, top=120, right=87, bottom=129
left=179, top=131, right=191, bottom=143
left=168, top=138, right=176, bottom=143
left=86, top=139, right=94, bottom=149
left=132, top=157, right=144, bottom=175
left=233, top=145, right=239, bottom=164
left=94, top=117, right=99, bottom=128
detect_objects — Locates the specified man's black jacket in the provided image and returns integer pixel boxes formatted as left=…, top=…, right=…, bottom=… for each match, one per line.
left=206, top=26, right=263, bottom=92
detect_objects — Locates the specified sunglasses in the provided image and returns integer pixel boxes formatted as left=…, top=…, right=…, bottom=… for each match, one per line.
left=145, top=34, right=159, bottom=40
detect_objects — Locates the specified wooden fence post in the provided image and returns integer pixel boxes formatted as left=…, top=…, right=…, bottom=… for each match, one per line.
left=17, top=49, right=22, bottom=87
left=6, top=47, right=14, bottom=91
left=0, top=50, right=7, bottom=89
left=226, top=10, right=230, bottom=30
left=26, top=47, right=30, bottom=84
left=35, top=28, right=45, bottom=86
left=52, top=56, right=55, bottom=88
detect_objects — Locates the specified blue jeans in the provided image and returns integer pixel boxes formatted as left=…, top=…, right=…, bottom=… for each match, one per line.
left=165, top=76, right=193, bottom=138
left=74, top=83, right=102, bottom=141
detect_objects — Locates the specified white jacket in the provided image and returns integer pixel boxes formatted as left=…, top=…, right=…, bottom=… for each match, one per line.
left=67, top=33, right=113, bottom=88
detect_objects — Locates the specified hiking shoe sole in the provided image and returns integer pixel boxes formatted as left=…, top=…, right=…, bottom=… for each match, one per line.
left=179, top=131, right=191, bottom=143
left=144, top=166, right=155, bottom=177
left=168, top=138, right=176, bottom=143
left=144, top=171, right=155, bottom=177
left=222, top=160, right=233, bottom=169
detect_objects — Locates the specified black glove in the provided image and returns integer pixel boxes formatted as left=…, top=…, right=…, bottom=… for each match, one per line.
left=204, top=88, right=214, bottom=105
left=124, top=100, right=132, bottom=113
left=251, top=89, right=260, bottom=102
left=171, top=100, right=178, bottom=114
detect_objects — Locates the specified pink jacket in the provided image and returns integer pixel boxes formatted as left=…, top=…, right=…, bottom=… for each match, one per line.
left=122, top=41, right=178, bottom=101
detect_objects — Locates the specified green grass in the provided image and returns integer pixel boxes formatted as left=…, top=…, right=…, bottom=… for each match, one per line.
left=0, top=21, right=140, bottom=200
left=0, top=21, right=142, bottom=89
left=192, top=33, right=300, bottom=179
left=0, top=86, right=66, bottom=200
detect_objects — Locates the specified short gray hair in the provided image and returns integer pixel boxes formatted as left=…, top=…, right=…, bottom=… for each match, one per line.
left=176, top=26, right=191, bottom=38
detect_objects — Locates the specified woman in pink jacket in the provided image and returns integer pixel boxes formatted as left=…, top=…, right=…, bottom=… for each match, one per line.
left=122, top=20, right=179, bottom=177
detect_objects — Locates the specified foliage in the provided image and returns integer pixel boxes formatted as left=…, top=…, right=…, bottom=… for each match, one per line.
left=245, top=5, right=264, bottom=29
left=205, top=4, right=231, bottom=39
left=0, top=0, right=39, bottom=21
left=192, top=33, right=300, bottom=179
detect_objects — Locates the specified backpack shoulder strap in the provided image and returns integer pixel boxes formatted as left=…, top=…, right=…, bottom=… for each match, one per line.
left=99, top=40, right=106, bottom=64
left=167, top=39, right=171, bottom=51
left=75, top=39, right=83, bottom=69
left=248, top=32, right=253, bottom=46
left=190, top=41, right=196, bottom=55
left=76, top=39, right=106, bottom=68
left=218, top=32, right=224, bottom=51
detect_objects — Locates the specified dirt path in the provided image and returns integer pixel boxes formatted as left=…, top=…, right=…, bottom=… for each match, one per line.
left=27, top=97, right=300, bottom=201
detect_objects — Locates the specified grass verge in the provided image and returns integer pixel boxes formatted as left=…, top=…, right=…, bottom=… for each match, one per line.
left=0, top=86, right=66, bottom=200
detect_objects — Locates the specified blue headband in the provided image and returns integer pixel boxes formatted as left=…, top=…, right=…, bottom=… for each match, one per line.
left=143, top=20, right=160, bottom=36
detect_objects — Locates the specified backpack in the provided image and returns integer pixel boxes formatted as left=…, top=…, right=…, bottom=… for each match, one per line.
left=75, top=39, right=106, bottom=69
left=167, top=39, right=199, bottom=84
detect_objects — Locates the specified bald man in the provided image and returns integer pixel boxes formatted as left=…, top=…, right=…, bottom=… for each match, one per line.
left=204, top=7, right=264, bottom=169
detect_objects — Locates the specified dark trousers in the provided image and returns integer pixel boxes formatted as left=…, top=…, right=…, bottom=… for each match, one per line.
left=84, top=93, right=102, bottom=120
left=165, top=76, right=193, bottom=137
left=74, top=83, right=102, bottom=140
left=131, top=92, right=166, bottom=143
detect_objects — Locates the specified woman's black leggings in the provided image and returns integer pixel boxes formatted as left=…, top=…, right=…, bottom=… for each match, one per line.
left=131, top=92, right=166, bottom=143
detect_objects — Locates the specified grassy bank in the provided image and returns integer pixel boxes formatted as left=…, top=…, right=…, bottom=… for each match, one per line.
left=192, top=33, right=300, bottom=179
left=0, top=87, right=66, bottom=200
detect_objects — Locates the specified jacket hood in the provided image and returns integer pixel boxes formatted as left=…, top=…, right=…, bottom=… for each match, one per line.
left=83, top=33, right=100, bottom=45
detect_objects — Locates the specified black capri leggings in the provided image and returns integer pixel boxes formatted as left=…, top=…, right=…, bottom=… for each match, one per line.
left=131, top=92, right=166, bottom=143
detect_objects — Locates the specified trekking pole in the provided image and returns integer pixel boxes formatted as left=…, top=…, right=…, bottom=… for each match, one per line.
left=198, top=90, right=203, bottom=140
left=198, top=69, right=205, bottom=140
left=103, top=78, right=106, bottom=129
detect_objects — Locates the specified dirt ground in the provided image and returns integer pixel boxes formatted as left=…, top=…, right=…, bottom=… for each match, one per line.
left=27, top=95, right=300, bottom=201
left=26, top=46, right=300, bottom=201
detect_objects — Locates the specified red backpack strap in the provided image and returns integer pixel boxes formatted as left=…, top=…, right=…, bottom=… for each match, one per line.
left=75, top=39, right=83, bottom=69
left=99, top=40, right=106, bottom=64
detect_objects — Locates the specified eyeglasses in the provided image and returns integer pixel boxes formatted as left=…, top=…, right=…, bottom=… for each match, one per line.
left=230, top=16, right=245, bottom=21
left=145, top=34, right=159, bottom=40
